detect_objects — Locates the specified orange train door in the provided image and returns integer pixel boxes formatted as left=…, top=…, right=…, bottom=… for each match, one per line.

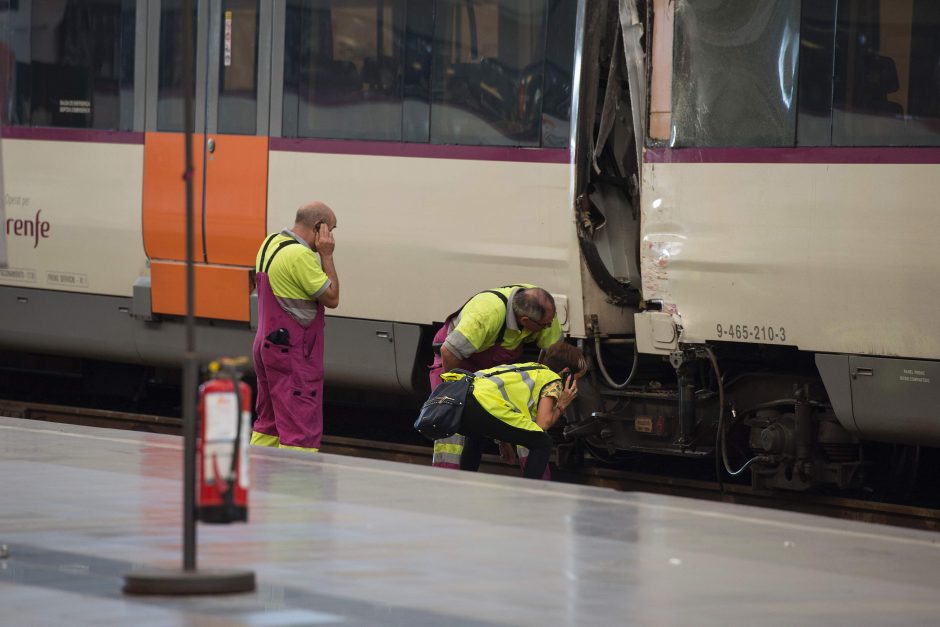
left=143, top=0, right=271, bottom=322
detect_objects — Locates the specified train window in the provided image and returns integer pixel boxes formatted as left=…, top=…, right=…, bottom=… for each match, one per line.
left=402, top=0, right=433, bottom=143
left=217, top=0, right=259, bottom=135
left=277, top=0, right=572, bottom=147
left=157, top=0, right=196, bottom=132
left=830, top=0, right=940, bottom=146
left=0, top=10, right=18, bottom=125
left=795, top=0, right=837, bottom=146
left=282, top=0, right=405, bottom=141
left=2, top=0, right=136, bottom=130
left=429, top=0, right=547, bottom=147
left=671, top=0, right=800, bottom=147
left=541, top=0, right=576, bottom=148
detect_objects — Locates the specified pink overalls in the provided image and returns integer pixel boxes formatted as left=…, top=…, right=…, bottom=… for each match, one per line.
left=252, top=269, right=326, bottom=451
left=429, top=321, right=551, bottom=479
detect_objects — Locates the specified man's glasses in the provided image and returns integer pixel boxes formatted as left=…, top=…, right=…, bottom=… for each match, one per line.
left=530, top=316, right=553, bottom=330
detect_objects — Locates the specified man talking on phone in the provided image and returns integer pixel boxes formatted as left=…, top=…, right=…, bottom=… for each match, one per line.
left=250, top=201, right=340, bottom=453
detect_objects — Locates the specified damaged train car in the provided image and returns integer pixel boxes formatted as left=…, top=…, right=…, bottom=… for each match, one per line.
left=570, top=0, right=940, bottom=491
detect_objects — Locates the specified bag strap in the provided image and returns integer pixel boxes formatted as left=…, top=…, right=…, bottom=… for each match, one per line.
left=476, top=364, right=548, bottom=379
left=445, top=364, right=545, bottom=381
left=257, top=234, right=300, bottom=274
left=438, top=365, right=547, bottom=401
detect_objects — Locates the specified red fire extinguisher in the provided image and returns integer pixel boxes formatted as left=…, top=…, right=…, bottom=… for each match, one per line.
left=196, top=357, right=251, bottom=523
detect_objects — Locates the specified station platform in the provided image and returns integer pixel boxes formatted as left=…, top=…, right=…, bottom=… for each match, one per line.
left=2, top=416, right=940, bottom=626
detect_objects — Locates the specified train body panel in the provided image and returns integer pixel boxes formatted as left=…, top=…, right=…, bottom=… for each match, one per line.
left=0, top=283, right=422, bottom=394
left=267, top=147, right=585, bottom=334
left=1, top=137, right=146, bottom=297
left=640, top=157, right=940, bottom=360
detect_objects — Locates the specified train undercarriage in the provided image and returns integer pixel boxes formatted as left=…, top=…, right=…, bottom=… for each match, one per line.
left=562, top=341, right=868, bottom=492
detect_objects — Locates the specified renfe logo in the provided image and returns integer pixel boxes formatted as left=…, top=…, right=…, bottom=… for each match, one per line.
left=5, top=209, right=51, bottom=248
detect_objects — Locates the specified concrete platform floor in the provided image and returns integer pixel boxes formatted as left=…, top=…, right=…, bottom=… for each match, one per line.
left=2, top=417, right=940, bottom=626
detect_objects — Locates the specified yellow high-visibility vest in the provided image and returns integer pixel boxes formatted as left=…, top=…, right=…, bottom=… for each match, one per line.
left=443, top=363, right=561, bottom=432
left=448, top=285, right=563, bottom=354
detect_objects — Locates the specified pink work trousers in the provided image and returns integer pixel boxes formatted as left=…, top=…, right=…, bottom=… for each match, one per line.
left=428, top=322, right=551, bottom=479
left=252, top=273, right=326, bottom=450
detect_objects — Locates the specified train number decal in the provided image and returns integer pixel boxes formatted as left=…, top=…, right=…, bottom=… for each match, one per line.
left=715, top=323, right=788, bottom=343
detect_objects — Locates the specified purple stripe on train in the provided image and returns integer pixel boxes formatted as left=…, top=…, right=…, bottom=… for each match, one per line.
left=270, top=137, right=571, bottom=164
left=1, top=126, right=144, bottom=145
left=644, top=146, right=940, bottom=165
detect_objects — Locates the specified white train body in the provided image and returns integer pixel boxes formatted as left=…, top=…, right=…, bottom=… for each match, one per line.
left=3, top=138, right=147, bottom=297
left=2, top=137, right=580, bottom=388
left=641, top=156, right=940, bottom=360
left=2, top=140, right=580, bottom=325
left=266, top=148, right=582, bottom=329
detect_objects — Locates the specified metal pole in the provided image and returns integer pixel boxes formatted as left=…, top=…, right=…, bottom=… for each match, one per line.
left=182, top=0, right=197, bottom=573
left=0, top=82, right=7, bottom=269
left=123, top=1, right=255, bottom=595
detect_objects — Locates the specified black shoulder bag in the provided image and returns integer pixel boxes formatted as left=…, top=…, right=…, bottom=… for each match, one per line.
left=413, top=369, right=476, bottom=440
left=413, top=363, right=548, bottom=441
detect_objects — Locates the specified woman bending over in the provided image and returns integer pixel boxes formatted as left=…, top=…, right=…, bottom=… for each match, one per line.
left=444, top=342, right=586, bottom=480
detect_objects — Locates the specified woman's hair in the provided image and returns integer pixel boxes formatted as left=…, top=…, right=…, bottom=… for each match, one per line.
left=542, top=342, right=586, bottom=376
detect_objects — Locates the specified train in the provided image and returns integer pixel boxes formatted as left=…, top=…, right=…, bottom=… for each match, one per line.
left=2, top=0, right=939, bottom=493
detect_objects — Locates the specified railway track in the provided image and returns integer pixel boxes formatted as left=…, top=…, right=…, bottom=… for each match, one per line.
left=0, top=400, right=521, bottom=476
left=3, top=399, right=939, bottom=532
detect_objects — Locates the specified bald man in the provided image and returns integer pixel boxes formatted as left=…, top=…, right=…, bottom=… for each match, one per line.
left=250, top=202, right=340, bottom=453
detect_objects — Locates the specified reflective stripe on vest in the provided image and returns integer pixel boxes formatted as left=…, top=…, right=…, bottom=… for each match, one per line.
left=432, top=435, right=465, bottom=467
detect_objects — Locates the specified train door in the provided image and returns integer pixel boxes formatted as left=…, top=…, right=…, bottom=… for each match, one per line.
left=142, top=0, right=272, bottom=322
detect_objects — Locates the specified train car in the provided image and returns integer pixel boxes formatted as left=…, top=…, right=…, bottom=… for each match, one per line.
left=0, top=0, right=580, bottom=396
left=570, top=0, right=940, bottom=492
left=2, top=0, right=939, bottom=492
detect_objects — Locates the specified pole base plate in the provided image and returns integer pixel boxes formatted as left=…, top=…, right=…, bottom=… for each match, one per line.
left=123, top=568, right=256, bottom=595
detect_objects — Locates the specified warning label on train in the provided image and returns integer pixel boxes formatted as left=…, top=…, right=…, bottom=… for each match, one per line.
left=0, top=267, right=38, bottom=283
left=900, top=369, right=930, bottom=384
left=46, top=271, right=88, bottom=288
left=59, top=100, right=91, bottom=114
